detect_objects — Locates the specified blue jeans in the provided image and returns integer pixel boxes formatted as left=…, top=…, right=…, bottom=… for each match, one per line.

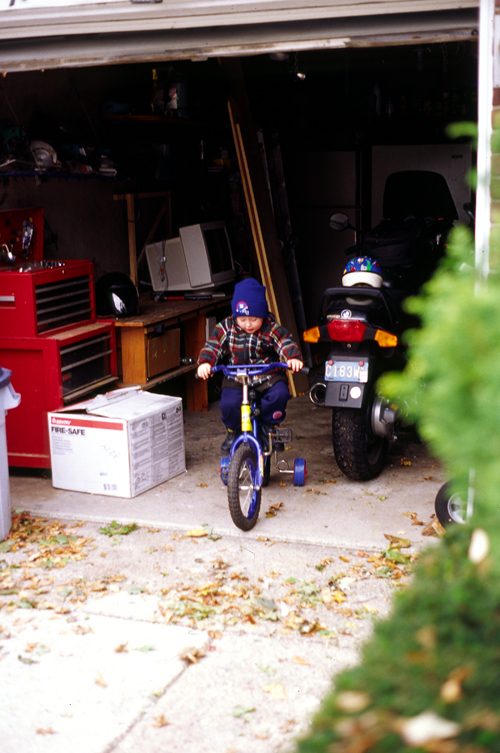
left=219, top=381, right=292, bottom=432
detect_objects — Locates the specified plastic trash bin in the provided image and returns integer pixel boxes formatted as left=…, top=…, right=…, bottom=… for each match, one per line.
left=0, top=367, right=21, bottom=542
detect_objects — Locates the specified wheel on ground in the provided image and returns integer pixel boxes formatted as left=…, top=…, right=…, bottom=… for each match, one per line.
left=293, top=458, right=307, bottom=486
left=332, top=404, right=388, bottom=481
left=227, top=444, right=262, bottom=530
left=219, top=456, right=230, bottom=486
left=435, top=482, right=468, bottom=526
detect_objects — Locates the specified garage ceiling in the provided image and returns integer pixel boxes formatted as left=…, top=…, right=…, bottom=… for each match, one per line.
left=0, top=1, right=479, bottom=72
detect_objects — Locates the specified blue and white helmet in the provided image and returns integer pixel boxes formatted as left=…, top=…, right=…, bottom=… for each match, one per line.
left=342, top=256, right=383, bottom=288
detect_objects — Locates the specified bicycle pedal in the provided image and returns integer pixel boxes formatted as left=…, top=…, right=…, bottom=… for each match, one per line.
left=274, top=427, right=292, bottom=443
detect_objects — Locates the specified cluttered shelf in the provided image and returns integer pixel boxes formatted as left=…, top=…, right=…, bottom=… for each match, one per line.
left=111, top=293, right=230, bottom=327
left=0, top=169, right=118, bottom=180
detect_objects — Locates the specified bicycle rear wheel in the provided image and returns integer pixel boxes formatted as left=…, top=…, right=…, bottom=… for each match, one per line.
left=228, top=444, right=261, bottom=531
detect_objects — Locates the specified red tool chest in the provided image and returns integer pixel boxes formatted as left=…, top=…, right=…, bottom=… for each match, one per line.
left=0, top=324, right=117, bottom=468
left=0, top=207, right=118, bottom=468
left=0, top=260, right=96, bottom=337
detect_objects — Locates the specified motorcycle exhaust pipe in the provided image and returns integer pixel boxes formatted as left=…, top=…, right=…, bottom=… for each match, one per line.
left=309, top=382, right=327, bottom=407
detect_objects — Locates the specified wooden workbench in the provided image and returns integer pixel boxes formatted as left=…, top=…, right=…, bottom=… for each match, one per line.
left=109, top=294, right=231, bottom=412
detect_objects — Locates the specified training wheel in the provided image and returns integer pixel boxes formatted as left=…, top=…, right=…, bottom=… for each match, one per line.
left=293, top=458, right=307, bottom=486
left=220, top=456, right=230, bottom=486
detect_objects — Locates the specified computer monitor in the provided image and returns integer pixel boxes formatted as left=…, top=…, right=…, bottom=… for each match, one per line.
left=146, top=221, right=236, bottom=293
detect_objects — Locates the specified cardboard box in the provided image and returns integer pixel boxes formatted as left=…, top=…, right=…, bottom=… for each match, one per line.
left=48, top=388, right=185, bottom=497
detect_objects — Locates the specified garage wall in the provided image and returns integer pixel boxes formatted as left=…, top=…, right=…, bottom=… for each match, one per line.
left=0, top=40, right=479, bottom=325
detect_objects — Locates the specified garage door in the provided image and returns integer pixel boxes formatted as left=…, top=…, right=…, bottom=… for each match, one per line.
left=0, top=0, right=479, bottom=72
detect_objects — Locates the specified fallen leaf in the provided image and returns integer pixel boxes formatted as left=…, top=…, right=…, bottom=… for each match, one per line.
left=18, top=654, right=38, bottom=665
left=423, top=519, right=445, bottom=537
left=336, top=691, right=371, bottom=713
left=321, top=588, right=332, bottom=604
left=399, top=710, right=460, bottom=746
left=332, top=591, right=347, bottom=603
left=36, top=728, right=56, bottom=735
left=404, top=511, right=424, bottom=526
left=180, top=646, right=207, bottom=663
left=153, top=715, right=170, bottom=727
left=265, top=502, right=284, bottom=518
left=95, top=673, right=107, bottom=687
left=233, top=705, right=256, bottom=719
left=468, top=528, right=490, bottom=564
left=114, top=643, right=128, bottom=653
left=383, top=534, right=411, bottom=549
left=293, top=655, right=310, bottom=665
left=263, top=682, right=287, bottom=700
left=400, top=457, right=413, bottom=467
left=185, top=528, right=208, bottom=538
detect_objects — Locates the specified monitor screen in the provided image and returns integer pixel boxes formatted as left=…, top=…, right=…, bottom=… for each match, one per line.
left=203, top=224, right=233, bottom=275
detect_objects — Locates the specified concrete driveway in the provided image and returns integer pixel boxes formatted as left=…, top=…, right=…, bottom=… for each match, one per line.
left=2, top=393, right=447, bottom=753
left=9, top=394, right=445, bottom=554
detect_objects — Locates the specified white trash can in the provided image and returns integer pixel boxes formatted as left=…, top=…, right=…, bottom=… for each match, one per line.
left=0, top=367, right=21, bottom=542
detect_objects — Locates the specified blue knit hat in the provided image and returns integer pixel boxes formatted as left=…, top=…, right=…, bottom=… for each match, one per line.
left=232, top=278, right=269, bottom=319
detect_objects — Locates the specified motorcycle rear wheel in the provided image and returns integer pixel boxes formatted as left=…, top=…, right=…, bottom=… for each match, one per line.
left=332, top=406, right=388, bottom=481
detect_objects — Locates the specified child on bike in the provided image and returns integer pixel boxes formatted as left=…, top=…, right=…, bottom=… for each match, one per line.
left=197, top=277, right=304, bottom=453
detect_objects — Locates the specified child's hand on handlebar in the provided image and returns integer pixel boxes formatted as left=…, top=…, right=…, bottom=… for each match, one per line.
left=287, top=358, right=304, bottom=373
left=197, top=363, right=212, bottom=380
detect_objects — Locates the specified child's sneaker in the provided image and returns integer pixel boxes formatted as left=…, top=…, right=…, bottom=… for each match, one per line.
left=221, top=429, right=238, bottom=454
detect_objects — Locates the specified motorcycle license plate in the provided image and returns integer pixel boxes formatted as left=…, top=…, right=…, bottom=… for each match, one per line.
left=325, top=361, right=369, bottom=383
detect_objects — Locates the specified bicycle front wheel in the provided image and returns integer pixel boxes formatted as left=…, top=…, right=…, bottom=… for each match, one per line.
left=228, top=444, right=262, bottom=531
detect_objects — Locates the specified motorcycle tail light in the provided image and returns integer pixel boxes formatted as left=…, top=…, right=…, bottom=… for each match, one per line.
left=374, top=329, right=398, bottom=347
left=303, top=326, right=321, bottom=343
left=327, top=319, right=366, bottom=342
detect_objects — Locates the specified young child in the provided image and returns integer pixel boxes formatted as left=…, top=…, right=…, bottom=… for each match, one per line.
left=197, top=277, right=304, bottom=453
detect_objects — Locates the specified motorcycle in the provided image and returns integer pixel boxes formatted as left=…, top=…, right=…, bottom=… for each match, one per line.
left=304, top=170, right=458, bottom=481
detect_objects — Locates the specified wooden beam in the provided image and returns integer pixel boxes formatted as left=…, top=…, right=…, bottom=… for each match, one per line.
left=113, top=192, right=172, bottom=286
left=221, top=57, right=308, bottom=395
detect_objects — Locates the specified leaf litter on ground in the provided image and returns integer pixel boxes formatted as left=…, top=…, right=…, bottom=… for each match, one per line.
left=0, top=513, right=417, bottom=646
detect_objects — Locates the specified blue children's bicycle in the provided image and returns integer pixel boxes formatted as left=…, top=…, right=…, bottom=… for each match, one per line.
left=212, top=363, right=307, bottom=531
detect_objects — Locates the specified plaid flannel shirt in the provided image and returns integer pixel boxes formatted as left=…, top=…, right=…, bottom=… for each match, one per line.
left=198, top=313, right=302, bottom=386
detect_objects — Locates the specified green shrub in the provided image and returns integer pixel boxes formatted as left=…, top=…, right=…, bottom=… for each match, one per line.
left=297, top=526, right=500, bottom=752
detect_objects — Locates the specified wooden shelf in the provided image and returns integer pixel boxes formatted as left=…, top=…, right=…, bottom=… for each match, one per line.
left=102, top=294, right=231, bottom=412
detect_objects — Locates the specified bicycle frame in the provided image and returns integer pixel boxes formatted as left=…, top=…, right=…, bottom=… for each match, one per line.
left=213, top=362, right=285, bottom=490
left=211, top=362, right=307, bottom=530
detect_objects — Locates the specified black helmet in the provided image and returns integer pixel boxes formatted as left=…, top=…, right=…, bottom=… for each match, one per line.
left=95, top=272, right=139, bottom=317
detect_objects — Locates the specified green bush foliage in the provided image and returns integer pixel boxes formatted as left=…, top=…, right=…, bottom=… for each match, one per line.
left=296, top=188, right=500, bottom=751
left=380, top=223, right=500, bottom=545
left=296, top=526, right=500, bottom=752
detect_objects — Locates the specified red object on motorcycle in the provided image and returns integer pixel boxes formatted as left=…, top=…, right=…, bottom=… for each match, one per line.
left=327, top=319, right=366, bottom=342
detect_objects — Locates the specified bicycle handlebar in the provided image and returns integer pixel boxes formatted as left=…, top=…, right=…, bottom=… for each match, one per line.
left=211, top=363, right=309, bottom=378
